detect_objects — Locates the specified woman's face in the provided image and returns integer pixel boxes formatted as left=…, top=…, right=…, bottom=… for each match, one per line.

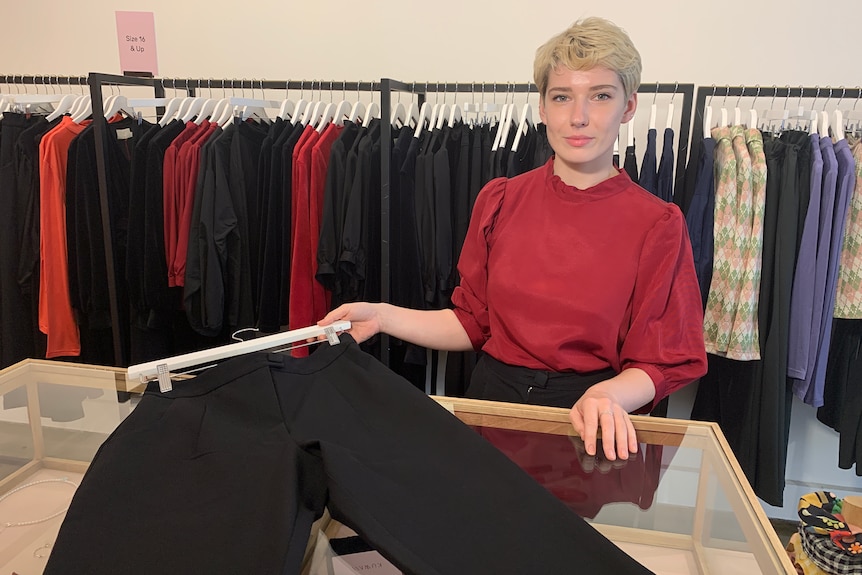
left=539, top=65, right=637, bottom=187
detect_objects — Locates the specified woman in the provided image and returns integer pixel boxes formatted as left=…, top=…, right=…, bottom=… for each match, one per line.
left=320, top=17, right=707, bottom=463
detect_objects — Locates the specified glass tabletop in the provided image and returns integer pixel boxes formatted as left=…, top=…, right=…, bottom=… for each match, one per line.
left=0, top=360, right=794, bottom=574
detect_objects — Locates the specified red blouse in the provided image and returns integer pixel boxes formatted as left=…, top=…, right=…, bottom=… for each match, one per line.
left=451, top=159, right=707, bottom=411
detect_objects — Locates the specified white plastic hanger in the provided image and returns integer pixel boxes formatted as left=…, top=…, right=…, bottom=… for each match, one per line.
left=158, top=97, right=184, bottom=126
left=362, top=101, right=380, bottom=128
left=434, top=103, right=450, bottom=130
left=127, top=321, right=351, bottom=391
left=329, top=100, right=352, bottom=127
left=703, top=106, right=713, bottom=137
left=648, top=102, right=658, bottom=130
left=809, top=110, right=819, bottom=136
left=70, top=95, right=92, bottom=123
left=103, top=94, right=136, bottom=119
left=447, top=103, right=462, bottom=128
left=390, top=101, right=408, bottom=127
left=193, top=99, right=219, bottom=125
left=412, top=101, right=432, bottom=138
left=179, top=97, right=207, bottom=122
left=834, top=109, right=845, bottom=141
left=819, top=110, right=830, bottom=139
left=510, top=103, right=533, bottom=153
left=45, top=93, right=80, bottom=121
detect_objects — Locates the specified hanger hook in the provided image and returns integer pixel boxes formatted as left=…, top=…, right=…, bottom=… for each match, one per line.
left=769, top=85, right=778, bottom=110
left=854, top=86, right=861, bottom=111
left=824, top=87, right=832, bottom=111
left=751, top=84, right=760, bottom=109
left=671, top=81, right=678, bottom=104
left=652, top=85, right=658, bottom=105
left=735, top=89, right=743, bottom=108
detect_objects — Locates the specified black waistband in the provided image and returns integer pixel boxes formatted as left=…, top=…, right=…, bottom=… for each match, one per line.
left=478, top=354, right=616, bottom=390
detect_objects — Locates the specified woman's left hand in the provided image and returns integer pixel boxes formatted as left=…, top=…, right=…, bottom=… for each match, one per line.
left=569, top=387, right=638, bottom=461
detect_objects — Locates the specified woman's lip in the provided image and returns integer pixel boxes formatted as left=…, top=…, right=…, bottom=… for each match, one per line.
left=565, top=136, right=593, bottom=146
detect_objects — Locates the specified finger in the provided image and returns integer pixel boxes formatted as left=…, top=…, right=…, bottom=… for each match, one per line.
left=569, top=407, right=586, bottom=441
left=318, top=305, right=348, bottom=326
left=626, top=415, right=638, bottom=454
left=614, top=410, right=630, bottom=460
left=581, top=409, right=600, bottom=457
left=599, top=409, right=617, bottom=461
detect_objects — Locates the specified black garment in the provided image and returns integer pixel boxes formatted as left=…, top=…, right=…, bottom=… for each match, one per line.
left=67, top=118, right=152, bottom=365
left=691, top=130, right=810, bottom=506
left=432, top=124, right=456, bottom=307
left=656, top=128, right=675, bottom=203
left=141, top=120, right=186, bottom=326
left=0, top=113, right=40, bottom=368
left=638, top=128, right=658, bottom=195
left=126, top=123, right=161, bottom=318
left=467, top=352, right=616, bottom=408
left=14, top=116, right=58, bottom=361
left=818, top=319, right=862, bottom=475
left=415, top=128, right=440, bottom=307
left=183, top=126, right=222, bottom=338
left=685, top=137, right=716, bottom=309
left=253, top=118, right=289, bottom=325
left=505, top=122, right=537, bottom=178
left=532, top=123, right=553, bottom=170
left=229, top=120, right=268, bottom=314
left=315, top=122, right=360, bottom=310
left=357, top=119, right=382, bottom=303
left=452, top=123, right=473, bottom=273
left=623, top=142, right=639, bottom=182
left=45, top=337, right=650, bottom=575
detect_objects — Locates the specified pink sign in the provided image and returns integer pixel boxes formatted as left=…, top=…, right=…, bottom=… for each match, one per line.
left=115, top=11, right=158, bottom=76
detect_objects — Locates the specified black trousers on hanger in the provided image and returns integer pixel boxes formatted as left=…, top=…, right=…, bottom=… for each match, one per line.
left=45, top=335, right=651, bottom=575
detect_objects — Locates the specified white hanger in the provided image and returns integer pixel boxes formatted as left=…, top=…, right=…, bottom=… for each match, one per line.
left=158, top=97, right=184, bottom=126
left=329, top=100, right=352, bottom=126
left=301, top=100, right=324, bottom=126
left=45, top=93, right=80, bottom=121
left=362, top=101, right=380, bottom=128
left=179, top=97, right=207, bottom=122
left=278, top=98, right=295, bottom=121
left=316, top=101, right=337, bottom=133
left=809, top=110, right=819, bottom=136
left=490, top=102, right=510, bottom=151
left=427, top=102, right=443, bottom=132
left=510, top=103, right=533, bottom=153
left=103, top=94, right=136, bottom=119
left=70, top=95, right=92, bottom=123
left=405, top=102, right=420, bottom=129
left=834, top=109, right=845, bottom=141
left=447, top=103, right=462, bottom=128
left=412, top=101, right=432, bottom=138
left=193, top=98, right=219, bottom=125
left=648, top=102, right=657, bottom=130
left=498, top=102, right=518, bottom=150
left=703, top=106, right=713, bottom=137
left=347, top=100, right=366, bottom=125
left=819, top=110, right=830, bottom=139
left=434, top=104, right=450, bottom=130
left=666, top=101, right=675, bottom=130
left=748, top=109, right=758, bottom=130
left=390, top=101, right=408, bottom=127
left=127, top=321, right=351, bottom=392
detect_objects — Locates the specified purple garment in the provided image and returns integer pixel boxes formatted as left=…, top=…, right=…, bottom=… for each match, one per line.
left=791, top=137, right=837, bottom=401
left=807, top=139, right=856, bottom=407
left=788, top=134, right=823, bottom=383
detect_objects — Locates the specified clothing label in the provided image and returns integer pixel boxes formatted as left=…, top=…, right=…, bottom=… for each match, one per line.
left=116, top=128, right=133, bottom=140
left=332, top=551, right=402, bottom=575
left=115, top=11, right=158, bottom=75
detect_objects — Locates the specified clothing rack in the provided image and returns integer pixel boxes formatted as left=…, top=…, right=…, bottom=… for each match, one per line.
left=0, top=75, right=89, bottom=87
left=86, top=73, right=382, bottom=367
left=377, top=80, right=695, bottom=367
left=690, top=85, right=862, bottom=144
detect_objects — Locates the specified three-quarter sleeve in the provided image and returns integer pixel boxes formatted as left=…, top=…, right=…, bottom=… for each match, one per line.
left=621, top=204, right=708, bottom=411
left=450, top=177, right=507, bottom=351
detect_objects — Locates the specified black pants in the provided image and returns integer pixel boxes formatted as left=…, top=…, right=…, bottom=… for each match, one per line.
left=466, top=352, right=616, bottom=408
left=46, top=336, right=650, bottom=575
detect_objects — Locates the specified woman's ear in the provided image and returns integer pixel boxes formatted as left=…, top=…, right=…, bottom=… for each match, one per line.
left=621, top=92, right=637, bottom=124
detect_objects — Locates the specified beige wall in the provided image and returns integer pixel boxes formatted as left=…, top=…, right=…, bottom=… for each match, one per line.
left=3, top=0, right=860, bottom=87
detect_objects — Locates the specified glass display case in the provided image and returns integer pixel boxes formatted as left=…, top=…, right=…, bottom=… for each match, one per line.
left=0, top=359, right=795, bottom=574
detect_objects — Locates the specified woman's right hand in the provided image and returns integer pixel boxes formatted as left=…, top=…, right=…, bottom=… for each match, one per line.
left=318, top=303, right=382, bottom=344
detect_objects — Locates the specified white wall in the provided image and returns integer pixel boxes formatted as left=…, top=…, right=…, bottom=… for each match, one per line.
left=3, top=0, right=862, bottom=522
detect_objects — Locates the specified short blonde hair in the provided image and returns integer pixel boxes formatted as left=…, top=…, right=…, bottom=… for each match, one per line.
left=533, top=17, right=642, bottom=99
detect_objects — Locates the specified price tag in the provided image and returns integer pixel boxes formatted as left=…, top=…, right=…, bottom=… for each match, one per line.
left=115, top=11, right=159, bottom=76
